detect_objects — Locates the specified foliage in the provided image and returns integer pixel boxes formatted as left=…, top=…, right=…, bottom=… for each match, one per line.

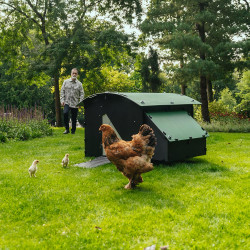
left=0, top=0, right=143, bottom=126
left=199, top=118, right=250, bottom=133
left=0, top=0, right=249, bottom=126
left=195, top=101, right=249, bottom=133
left=82, top=66, right=137, bottom=96
left=140, top=0, right=249, bottom=122
left=195, top=100, right=239, bottom=120
left=194, top=71, right=250, bottom=130
left=235, top=70, right=250, bottom=114
left=217, top=88, right=237, bottom=111
left=0, top=106, right=52, bottom=142
left=77, top=108, right=85, bottom=127
left=0, top=83, right=55, bottom=122
left=139, top=47, right=163, bottom=92
left=212, top=76, right=237, bottom=100
left=128, top=70, right=144, bottom=91
left=0, top=129, right=249, bottom=249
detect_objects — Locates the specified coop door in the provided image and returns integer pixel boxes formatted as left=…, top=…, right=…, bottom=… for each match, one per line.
left=102, top=114, right=122, bottom=156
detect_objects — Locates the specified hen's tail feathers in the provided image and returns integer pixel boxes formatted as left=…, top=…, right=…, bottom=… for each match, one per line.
left=139, top=124, right=157, bottom=147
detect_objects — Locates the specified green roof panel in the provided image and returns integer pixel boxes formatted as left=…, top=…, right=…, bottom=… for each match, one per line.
left=147, top=111, right=208, bottom=141
left=119, top=92, right=200, bottom=106
left=80, top=92, right=200, bottom=107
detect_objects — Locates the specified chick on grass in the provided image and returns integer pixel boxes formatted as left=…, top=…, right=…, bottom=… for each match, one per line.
left=28, top=160, right=39, bottom=177
left=62, top=154, right=69, bottom=168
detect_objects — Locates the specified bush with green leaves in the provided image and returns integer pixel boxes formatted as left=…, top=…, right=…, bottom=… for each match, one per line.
left=235, top=70, right=250, bottom=115
left=195, top=101, right=249, bottom=133
left=199, top=116, right=250, bottom=133
left=0, top=83, right=55, bottom=124
left=217, top=88, right=237, bottom=111
left=0, top=118, right=52, bottom=142
left=76, top=107, right=85, bottom=127
left=0, top=107, right=52, bottom=142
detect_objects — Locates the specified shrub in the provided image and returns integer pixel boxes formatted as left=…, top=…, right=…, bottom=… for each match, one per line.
left=0, top=106, right=52, bottom=142
left=199, top=118, right=250, bottom=133
left=0, top=131, right=7, bottom=143
left=235, top=70, right=250, bottom=115
left=77, top=108, right=85, bottom=127
left=217, top=87, right=237, bottom=111
left=195, top=101, right=249, bottom=133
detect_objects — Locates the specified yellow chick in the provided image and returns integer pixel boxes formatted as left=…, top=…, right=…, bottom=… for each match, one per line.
left=28, top=160, right=39, bottom=177
left=62, top=154, right=69, bottom=168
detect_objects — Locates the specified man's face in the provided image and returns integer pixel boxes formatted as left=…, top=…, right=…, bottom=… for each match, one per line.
left=71, top=70, right=78, bottom=80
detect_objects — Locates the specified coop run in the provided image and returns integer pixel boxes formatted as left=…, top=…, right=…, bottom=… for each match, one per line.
left=80, top=92, right=209, bottom=163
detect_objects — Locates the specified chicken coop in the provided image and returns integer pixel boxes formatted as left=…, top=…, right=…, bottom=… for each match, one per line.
left=79, top=92, right=209, bottom=163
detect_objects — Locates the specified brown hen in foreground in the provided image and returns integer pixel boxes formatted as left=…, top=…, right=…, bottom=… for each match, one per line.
left=99, top=124, right=157, bottom=189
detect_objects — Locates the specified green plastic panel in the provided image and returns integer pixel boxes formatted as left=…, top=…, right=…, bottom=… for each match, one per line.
left=147, top=111, right=208, bottom=141
left=119, top=92, right=200, bottom=106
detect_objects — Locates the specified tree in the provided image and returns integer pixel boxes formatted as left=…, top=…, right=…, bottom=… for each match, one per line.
left=235, top=70, right=250, bottom=114
left=0, top=0, right=142, bottom=126
left=0, top=82, right=55, bottom=122
left=140, top=47, right=162, bottom=92
left=218, top=88, right=237, bottom=111
left=141, top=0, right=249, bottom=122
left=82, top=65, right=137, bottom=95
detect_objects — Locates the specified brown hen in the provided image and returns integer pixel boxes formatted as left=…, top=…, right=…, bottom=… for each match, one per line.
left=99, top=124, right=157, bottom=189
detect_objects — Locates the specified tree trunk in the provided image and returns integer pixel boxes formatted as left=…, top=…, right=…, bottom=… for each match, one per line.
left=181, top=84, right=187, bottom=95
left=200, top=75, right=210, bottom=122
left=54, top=75, right=62, bottom=127
left=180, top=57, right=187, bottom=95
left=206, top=78, right=214, bottom=102
left=197, top=2, right=210, bottom=123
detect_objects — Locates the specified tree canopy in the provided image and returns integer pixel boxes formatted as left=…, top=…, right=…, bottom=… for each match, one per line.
left=140, top=0, right=249, bottom=122
left=0, top=0, right=142, bottom=125
left=0, top=0, right=249, bottom=123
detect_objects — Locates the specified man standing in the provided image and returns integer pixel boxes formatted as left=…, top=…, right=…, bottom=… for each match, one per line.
left=60, top=68, right=84, bottom=134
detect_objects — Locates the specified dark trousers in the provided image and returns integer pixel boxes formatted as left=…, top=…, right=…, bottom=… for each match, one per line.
left=63, top=104, right=78, bottom=132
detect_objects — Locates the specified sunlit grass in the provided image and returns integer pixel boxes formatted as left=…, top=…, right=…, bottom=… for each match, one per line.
left=0, top=128, right=249, bottom=249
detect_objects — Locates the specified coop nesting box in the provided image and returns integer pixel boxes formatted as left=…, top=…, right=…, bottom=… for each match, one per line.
left=80, top=92, right=208, bottom=162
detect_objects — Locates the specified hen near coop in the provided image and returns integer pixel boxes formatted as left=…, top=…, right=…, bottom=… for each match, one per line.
left=99, top=124, right=157, bottom=189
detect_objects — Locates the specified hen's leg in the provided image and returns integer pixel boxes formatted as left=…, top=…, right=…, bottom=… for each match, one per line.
left=124, top=180, right=133, bottom=189
left=125, top=176, right=139, bottom=189
left=134, top=174, right=143, bottom=184
left=122, top=173, right=133, bottom=189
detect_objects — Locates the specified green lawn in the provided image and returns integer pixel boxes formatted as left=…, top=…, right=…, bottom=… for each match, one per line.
left=0, top=128, right=249, bottom=249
